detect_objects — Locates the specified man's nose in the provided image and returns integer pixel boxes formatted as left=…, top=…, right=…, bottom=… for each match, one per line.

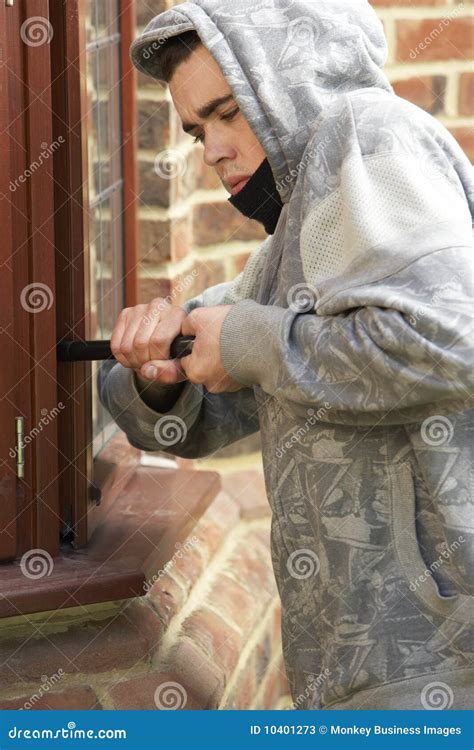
left=203, top=129, right=236, bottom=167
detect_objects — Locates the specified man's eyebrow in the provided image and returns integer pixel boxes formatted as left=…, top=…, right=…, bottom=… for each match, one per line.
left=181, top=94, right=236, bottom=134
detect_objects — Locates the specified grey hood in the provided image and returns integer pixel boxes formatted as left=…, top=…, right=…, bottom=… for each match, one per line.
left=130, top=0, right=393, bottom=203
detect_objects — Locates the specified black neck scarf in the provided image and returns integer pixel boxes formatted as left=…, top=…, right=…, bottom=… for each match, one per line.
left=227, top=157, right=284, bottom=234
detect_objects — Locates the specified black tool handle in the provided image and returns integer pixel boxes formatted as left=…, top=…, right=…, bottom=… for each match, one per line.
left=57, top=335, right=195, bottom=362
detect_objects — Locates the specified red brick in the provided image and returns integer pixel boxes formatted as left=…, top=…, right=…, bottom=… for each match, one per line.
left=459, top=72, right=474, bottom=116
left=138, top=99, right=169, bottom=151
left=136, top=0, right=167, bottom=27
left=396, top=17, right=474, bottom=62
left=165, top=637, right=225, bottom=708
left=148, top=572, right=186, bottom=627
left=0, top=611, right=154, bottom=688
left=162, top=538, right=205, bottom=593
left=260, top=659, right=290, bottom=709
left=233, top=251, right=252, bottom=275
left=202, top=490, right=240, bottom=532
left=223, top=528, right=275, bottom=598
left=193, top=201, right=266, bottom=245
left=0, top=686, right=101, bottom=710
left=194, top=149, right=222, bottom=191
left=139, top=217, right=172, bottom=264
left=137, top=277, right=172, bottom=304
left=139, top=159, right=171, bottom=207
left=181, top=607, right=243, bottom=675
left=392, top=75, right=446, bottom=114
left=226, top=665, right=257, bottom=709
left=221, top=470, right=270, bottom=520
left=209, top=575, right=261, bottom=636
left=171, top=216, right=192, bottom=262
left=107, top=672, right=201, bottom=710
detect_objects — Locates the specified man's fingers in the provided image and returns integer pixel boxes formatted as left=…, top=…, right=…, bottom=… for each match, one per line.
left=138, top=359, right=187, bottom=384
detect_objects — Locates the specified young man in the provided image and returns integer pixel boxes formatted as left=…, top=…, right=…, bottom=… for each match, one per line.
left=98, top=0, right=474, bottom=709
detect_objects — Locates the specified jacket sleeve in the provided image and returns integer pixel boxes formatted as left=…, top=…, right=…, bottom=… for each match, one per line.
left=218, top=142, right=474, bottom=426
left=97, top=238, right=271, bottom=458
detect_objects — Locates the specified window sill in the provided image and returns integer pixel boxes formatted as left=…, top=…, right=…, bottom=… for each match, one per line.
left=0, top=464, right=221, bottom=619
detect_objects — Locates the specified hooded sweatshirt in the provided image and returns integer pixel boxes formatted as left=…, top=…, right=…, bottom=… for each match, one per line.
left=98, top=0, right=474, bottom=709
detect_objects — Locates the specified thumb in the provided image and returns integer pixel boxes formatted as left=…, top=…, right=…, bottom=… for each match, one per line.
left=138, top=359, right=186, bottom=384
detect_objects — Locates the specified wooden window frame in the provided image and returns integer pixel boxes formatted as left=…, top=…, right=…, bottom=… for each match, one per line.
left=0, top=0, right=221, bottom=618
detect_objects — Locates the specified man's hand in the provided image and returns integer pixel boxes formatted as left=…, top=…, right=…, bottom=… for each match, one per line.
left=110, top=297, right=188, bottom=384
left=179, top=305, right=243, bottom=394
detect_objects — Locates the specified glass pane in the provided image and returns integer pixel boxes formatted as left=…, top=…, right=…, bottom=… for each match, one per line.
left=84, top=2, right=125, bottom=456
left=86, top=47, right=111, bottom=202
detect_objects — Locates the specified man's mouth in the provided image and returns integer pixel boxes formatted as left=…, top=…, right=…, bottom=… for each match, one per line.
left=227, top=175, right=251, bottom=195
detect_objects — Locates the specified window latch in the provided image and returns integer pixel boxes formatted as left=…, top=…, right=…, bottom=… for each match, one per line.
left=56, top=336, right=195, bottom=362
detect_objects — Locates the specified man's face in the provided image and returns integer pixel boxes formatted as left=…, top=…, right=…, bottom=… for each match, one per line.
left=169, top=44, right=266, bottom=196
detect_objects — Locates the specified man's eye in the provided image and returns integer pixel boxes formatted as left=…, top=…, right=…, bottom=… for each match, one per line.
left=221, top=107, right=239, bottom=121
left=192, top=108, right=239, bottom=144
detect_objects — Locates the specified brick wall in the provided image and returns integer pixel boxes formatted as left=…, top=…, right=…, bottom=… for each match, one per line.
left=0, top=470, right=290, bottom=710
